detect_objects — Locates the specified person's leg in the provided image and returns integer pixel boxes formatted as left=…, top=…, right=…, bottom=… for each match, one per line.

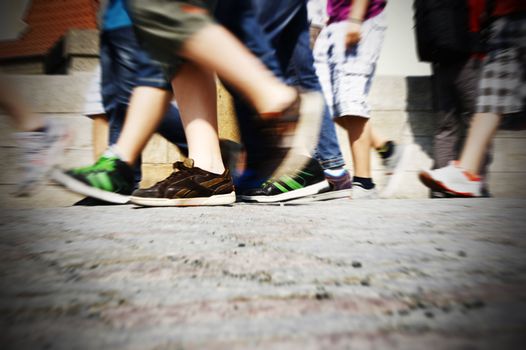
left=1, top=76, right=70, bottom=196
left=431, top=61, right=465, bottom=169
left=113, top=87, right=174, bottom=165
left=329, top=11, right=387, bottom=196
left=180, top=24, right=297, bottom=116
left=130, top=62, right=235, bottom=206
left=0, top=77, right=44, bottom=131
left=104, top=26, right=189, bottom=183
left=279, top=1, right=345, bottom=172
left=216, top=0, right=329, bottom=196
left=459, top=112, right=500, bottom=174
left=172, top=62, right=224, bottom=175
left=339, top=116, right=372, bottom=178
left=127, top=0, right=324, bottom=180
left=370, top=128, right=389, bottom=150
left=214, top=0, right=282, bottom=183
left=91, top=114, right=109, bottom=160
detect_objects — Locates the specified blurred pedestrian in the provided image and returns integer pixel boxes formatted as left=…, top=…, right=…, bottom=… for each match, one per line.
left=419, top=0, right=526, bottom=197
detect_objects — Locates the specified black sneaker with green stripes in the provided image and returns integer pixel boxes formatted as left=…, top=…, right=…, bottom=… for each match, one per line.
left=240, top=157, right=329, bottom=203
left=52, top=154, right=135, bottom=204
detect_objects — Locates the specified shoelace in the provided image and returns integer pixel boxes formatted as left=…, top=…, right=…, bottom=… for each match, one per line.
left=152, top=162, right=190, bottom=186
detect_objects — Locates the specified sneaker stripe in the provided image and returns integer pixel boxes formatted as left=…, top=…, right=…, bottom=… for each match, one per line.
left=97, top=172, right=115, bottom=191
left=273, top=182, right=289, bottom=193
left=281, top=175, right=304, bottom=190
left=87, top=172, right=114, bottom=192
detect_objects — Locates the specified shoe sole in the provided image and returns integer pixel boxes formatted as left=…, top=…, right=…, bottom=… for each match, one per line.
left=351, top=189, right=380, bottom=200
left=284, top=188, right=352, bottom=204
left=51, top=169, right=131, bottom=204
left=130, top=191, right=236, bottom=207
left=381, top=144, right=412, bottom=198
left=240, top=180, right=329, bottom=203
left=270, top=91, right=324, bottom=179
left=418, top=171, right=475, bottom=198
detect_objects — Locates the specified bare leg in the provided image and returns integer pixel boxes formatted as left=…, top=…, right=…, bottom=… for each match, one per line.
left=0, top=77, right=44, bottom=131
left=338, top=116, right=372, bottom=178
left=172, top=63, right=224, bottom=175
left=180, top=24, right=297, bottom=115
left=91, top=114, right=109, bottom=160
left=371, top=127, right=388, bottom=150
left=459, top=113, right=500, bottom=175
left=114, top=87, right=172, bottom=164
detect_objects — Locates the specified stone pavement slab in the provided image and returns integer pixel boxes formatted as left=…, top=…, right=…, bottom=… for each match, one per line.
left=0, top=199, right=525, bottom=349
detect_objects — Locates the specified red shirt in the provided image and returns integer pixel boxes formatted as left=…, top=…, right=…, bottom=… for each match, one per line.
left=493, top=0, right=526, bottom=17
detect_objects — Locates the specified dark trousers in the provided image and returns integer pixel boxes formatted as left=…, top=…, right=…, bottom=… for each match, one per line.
left=432, top=57, right=491, bottom=180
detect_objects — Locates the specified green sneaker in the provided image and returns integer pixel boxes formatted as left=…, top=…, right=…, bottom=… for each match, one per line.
left=52, top=154, right=135, bottom=204
left=240, top=157, right=329, bottom=203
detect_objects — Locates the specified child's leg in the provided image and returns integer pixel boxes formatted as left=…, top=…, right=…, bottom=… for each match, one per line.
left=179, top=24, right=296, bottom=115
left=91, top=114, right=109, bottom=160
left=0, top=76, right=44, bottom=131
left=128, top=0, right=296, bottom=116
left=371, top=127, right=388, bottom=150
left=338, top=116, right=372, bottom=178
left=172, top=62, right=225, bottom=174
left=459, top=113, right=500, bottom=175
left=114, top=87, right=173, bottom=165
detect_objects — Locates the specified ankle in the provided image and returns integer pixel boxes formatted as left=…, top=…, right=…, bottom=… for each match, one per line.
left=110, top=145, right=134, bottom=166
left=192, top=158, right=225, bottom=175
left=453, top=161, right=481, bottom=181
left=353, top=176, right=375, bottom=190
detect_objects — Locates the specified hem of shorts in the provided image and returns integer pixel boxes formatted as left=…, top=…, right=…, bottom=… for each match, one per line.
left=135, top=79, right=171, bottom=90
left=476, top=107, right=524, bottom=115
left=334, top=111, right=371, bottom=119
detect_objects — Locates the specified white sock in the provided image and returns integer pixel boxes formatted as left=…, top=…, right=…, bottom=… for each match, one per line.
left=324, top=168, right=346, bottom=177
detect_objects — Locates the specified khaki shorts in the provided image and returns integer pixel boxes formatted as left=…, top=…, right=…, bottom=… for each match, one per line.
left=127, top=0, right=217, bottom=79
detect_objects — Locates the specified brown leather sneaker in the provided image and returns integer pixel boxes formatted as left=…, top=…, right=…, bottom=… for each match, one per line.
left=130, top=159, right=235, bottom=207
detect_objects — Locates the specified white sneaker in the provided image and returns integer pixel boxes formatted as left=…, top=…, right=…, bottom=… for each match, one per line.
left=14, top=121, right=72, bottom=196
left=419, top=162, right=482, bottom=197
left=351, top=183, right=379, bottom=199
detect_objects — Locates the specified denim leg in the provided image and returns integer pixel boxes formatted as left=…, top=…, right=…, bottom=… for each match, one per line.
left=104, top=28, right=144, bottom=184
left=156, top=103, right=188, bottom=155
left=100, top=31, right=117, bottom=117
left=215, top=0, right=283, bottom=79
left=285, top=10, right=344, bottom=169
left=257, top=0, right=345, bottom=170
left=215, top=0, right=283, bottom=171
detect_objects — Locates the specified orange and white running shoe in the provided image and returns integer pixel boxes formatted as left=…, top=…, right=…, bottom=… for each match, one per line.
left=419, top=161, right=482, bottom=198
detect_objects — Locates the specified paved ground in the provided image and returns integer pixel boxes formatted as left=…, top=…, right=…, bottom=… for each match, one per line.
left=1, top=198, right=525, bottom=350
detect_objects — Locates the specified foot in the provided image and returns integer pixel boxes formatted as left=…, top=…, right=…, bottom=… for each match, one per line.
left=240, top=157, right=329, bottom=203
left=290, top=168, right=352, bottom=203
left=52, top=152, right=135, bottom=204
left=14, top=120, right=72, bottom=196
left=379, top=142, right=410, bottom=198
left=259, top=91, right=324, bottom=180
left=419, top=162, right=482, bottom=197
left=130, top=158, right=235, bottom=207
left=352, top=181, right=379, bottom=199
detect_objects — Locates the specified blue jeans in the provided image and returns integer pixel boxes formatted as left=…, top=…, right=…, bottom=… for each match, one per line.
left=100, top=26, right=186, bottom=185
left=215, top=0, right=344, bottom=175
